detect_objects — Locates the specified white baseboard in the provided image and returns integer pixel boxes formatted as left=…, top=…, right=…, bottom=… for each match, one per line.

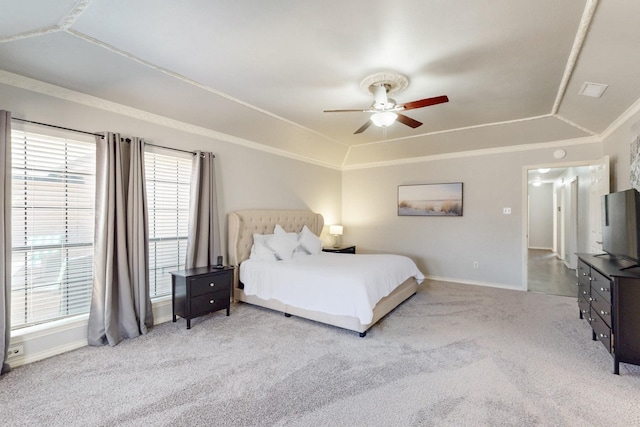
left=424, top=275, right=526, bottom=292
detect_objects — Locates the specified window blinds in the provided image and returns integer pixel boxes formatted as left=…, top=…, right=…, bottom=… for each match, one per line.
left=145, top=148, right=191, bottom=298
left=10, top=130, right=96, bottom=329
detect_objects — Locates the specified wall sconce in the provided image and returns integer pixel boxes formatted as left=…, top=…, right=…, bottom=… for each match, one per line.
left=329, top=225, right=343, bottom=248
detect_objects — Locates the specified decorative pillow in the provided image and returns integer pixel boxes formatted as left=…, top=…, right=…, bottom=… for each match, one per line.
left=267, top=231, right=301, bottom=260
left=297, top=225, right=323, bottom=254
left=250, top=233, right=278, bottom=261
left=274, top=224, right=298, bottom=240
left=249, top=241, right=278, bottom=261
left=273, top=224, right=308, bottom=254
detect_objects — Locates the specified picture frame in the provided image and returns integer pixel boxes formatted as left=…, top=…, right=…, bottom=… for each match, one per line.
left=398, top=182, right=463, bottom=216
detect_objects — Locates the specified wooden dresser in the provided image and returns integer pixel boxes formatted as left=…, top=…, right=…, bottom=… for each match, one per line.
left=577, top=254, right=640, bottom=374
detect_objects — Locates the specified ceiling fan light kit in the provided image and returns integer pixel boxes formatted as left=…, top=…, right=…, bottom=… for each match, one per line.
left=371, top=111, right=398, bottom=127
left=323, top=71, right=449, bottom=134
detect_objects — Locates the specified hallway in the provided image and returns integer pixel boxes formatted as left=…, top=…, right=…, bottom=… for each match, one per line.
left=528, top=249, right=576, bottom=297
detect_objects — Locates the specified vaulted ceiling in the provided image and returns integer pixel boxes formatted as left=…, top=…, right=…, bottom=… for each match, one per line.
left=1, top=1, right=639, bottom=168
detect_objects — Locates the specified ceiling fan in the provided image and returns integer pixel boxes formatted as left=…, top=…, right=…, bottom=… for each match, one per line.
left=323, top=72, right=449, bottom=134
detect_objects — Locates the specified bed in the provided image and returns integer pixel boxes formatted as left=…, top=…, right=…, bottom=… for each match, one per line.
left=227, top=209, right=424, bottom=336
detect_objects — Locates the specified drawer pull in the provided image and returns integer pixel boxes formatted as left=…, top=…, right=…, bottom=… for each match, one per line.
left=209, top=299, right=215, bottom=304
left=599, top=333, right=608, bottom=339
left=588, top=318, right=594, bottom=322
left=600, top=310, right=609, bottom=316
left=209, top=282, right=216, bottom=288
left=582, top=272, right=588, bottom=276
left=589, top=297, right=596, bottom=302
left=599, top=287, right=610, bottom=292
left=581, top=309, right=588, bottom=314
left=582, top=291, right=589, bottom=295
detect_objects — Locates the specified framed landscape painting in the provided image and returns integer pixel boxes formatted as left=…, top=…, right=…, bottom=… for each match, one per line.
left=398, top=182, right=463, bottom=216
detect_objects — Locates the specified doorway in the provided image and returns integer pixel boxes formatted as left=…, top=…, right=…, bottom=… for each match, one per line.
left=523, top=157, right=609, bottom=297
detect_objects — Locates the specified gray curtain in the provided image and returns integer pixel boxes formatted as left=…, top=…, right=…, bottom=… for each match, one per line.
left=1, top=111, right=11, bottom=374
left=88, top=133, right=153, bottom=346
left=186, top=151, right=221, bottom=268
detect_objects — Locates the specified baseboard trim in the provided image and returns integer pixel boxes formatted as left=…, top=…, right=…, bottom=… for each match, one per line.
left=424, top=275, right=525, bottom=291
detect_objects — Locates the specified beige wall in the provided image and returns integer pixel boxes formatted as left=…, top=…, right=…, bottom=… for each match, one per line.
left=342, top=143, right=603, bottom=290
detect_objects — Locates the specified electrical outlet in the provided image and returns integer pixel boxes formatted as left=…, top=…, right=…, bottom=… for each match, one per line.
left=503, top=207, right=512, bottom=214
left=473, top=261, right=479, bottom=269
left=7, top=345, right=24, bottom=358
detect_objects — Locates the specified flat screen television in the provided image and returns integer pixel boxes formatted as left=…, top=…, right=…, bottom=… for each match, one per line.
left=601, top=188, right=640, bottom=264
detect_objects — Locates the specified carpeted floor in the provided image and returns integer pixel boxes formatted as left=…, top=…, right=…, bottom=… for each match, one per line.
left=2, top=280, right=639, bottom=426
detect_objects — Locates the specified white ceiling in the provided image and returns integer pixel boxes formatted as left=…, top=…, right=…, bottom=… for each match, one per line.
left=1, top=0, right=639, bottom=168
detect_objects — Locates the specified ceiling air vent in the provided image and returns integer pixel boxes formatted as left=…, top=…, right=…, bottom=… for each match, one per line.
left=579, top=82, right=608, bottom=98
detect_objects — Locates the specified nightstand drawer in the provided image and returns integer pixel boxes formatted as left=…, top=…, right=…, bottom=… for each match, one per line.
left=190, top=273, right=232, bottom=297
left=190, top=290, right=230, bottom=317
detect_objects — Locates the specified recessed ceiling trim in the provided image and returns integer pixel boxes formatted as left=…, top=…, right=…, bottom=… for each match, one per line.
left=0, top=26, right=61, bottom=43
left=66, top=29, right=349, bottom=148
left=554, top=114, right=597, bottom=135
left=343, top=135, right=601, bottom=170
left=0, top=70, right=343, bottom=170
left=551, top=0, right=599, bottom=114
left=357, top=114, right=556, bottom=147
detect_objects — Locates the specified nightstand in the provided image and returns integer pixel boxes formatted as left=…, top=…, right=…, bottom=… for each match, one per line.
left=170, top=266, right=234, bottom=329
left=322, top=245, right=356, bottom=254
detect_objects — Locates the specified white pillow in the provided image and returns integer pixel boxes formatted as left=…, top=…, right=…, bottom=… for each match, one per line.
left=273, top=224, right=307, bottom=254
left=267, top=232, right=301, bottom=260
left=249, top=242, right=278, bottom=261
left=250, top=233, right=278, bottom=261
left=297, top=225, right=323, bottom=254
left=274, top=224, right=298, bottom=240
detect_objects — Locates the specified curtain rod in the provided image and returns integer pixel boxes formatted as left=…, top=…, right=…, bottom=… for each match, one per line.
left=12, top=117, right=103, bottom=137
left=11, top=117, right=205, bottom=156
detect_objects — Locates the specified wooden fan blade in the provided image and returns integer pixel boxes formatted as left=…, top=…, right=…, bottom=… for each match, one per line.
left=396, top=114, right=423, bottom=129
left=401, top=95, right=449, bottom=111
left=354, top=120, right=372, bottom=134
left=323, top=109, right=368, bottom=113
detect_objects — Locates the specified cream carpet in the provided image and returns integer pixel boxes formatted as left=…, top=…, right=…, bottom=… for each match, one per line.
left=2, top=280, right=640, bottom=426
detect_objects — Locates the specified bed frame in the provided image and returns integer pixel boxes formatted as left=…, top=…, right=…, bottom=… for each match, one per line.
left=227, top=209, right=418, bottom=336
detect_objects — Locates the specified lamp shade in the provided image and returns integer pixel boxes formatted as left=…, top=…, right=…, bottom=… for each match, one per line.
left=370, top=111, right=398, bottom=127
left=329, top=225, right=343, bottom=236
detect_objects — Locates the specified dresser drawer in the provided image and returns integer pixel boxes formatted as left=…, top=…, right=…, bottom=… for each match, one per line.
left=190, top=289, right=230, bottom=317
left=577, top=260, right=591, bottom=289
left=577, top=279, right=590, bottom=300
left=590, top=312, right=612, bottom=353
left=590, top=269, right=611, bottom=303
left=590, top=293, right=611, bottom=327
left=578, top=294, right=590, bottom=320
left=190, top=273, right=232, bottom=297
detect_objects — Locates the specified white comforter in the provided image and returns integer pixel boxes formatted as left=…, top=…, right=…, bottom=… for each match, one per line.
left=240, top=252, right=424, bottom=324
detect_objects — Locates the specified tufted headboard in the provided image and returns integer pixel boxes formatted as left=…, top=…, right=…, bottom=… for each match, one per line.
left=227, top=209, right=324, bottom=266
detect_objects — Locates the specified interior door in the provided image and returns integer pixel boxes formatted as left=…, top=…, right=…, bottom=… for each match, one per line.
left=588, top=156, right=610, bottom=253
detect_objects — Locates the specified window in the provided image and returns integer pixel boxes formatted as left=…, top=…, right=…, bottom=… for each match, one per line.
left=145, top=147, right=192, bottom=298
left=11, top=129, right=96, bottom=329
